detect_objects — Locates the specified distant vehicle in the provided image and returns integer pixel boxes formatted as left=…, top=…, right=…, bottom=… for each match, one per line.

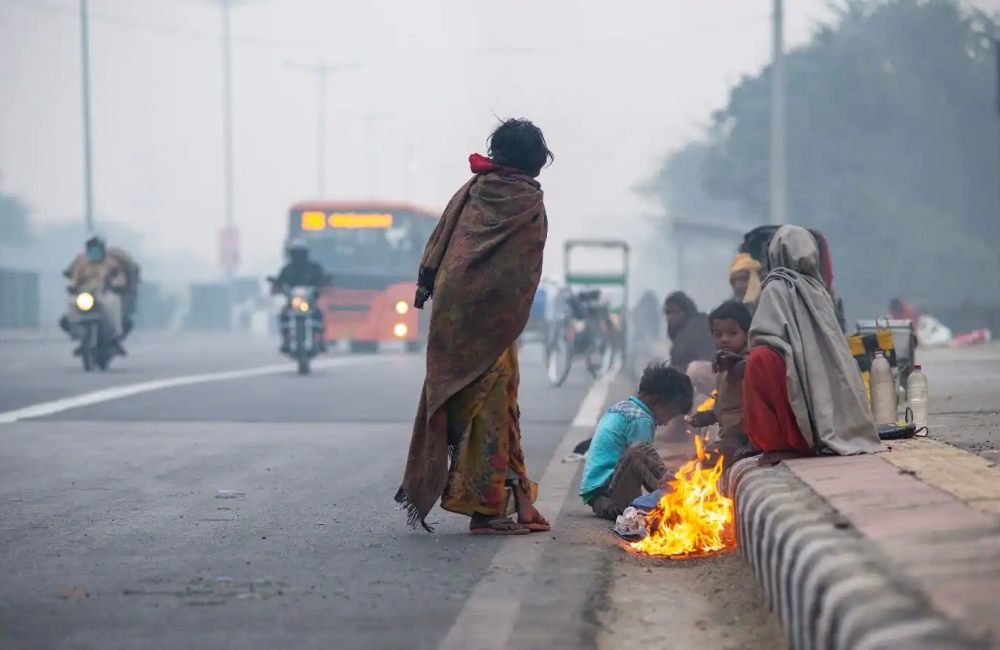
left=267, top=279, right=326, bottom=375
left=66, top=284, right=121, bottom=372
left=741, top=225, right=847, bottom=332
left=286, top=201, right=439, bottom=353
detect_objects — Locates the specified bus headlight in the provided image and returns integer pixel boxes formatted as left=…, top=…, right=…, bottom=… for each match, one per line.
left=76, top=292, right=95, bottom=311
left=395, top=300, right=408, bottom=315
left=393, top=323, right=408, bottom=338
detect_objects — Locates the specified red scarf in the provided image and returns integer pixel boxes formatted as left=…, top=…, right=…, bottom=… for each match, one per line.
left=469, top=153, right=522, bottom=176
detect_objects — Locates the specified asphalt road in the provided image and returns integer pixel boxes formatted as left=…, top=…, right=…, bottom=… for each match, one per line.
left=0, top=332, right=603, bottom=650
left=918, top=345, right=1000, bottom=462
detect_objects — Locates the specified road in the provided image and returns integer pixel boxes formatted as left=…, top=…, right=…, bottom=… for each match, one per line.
left=0, top=333, right=595, bottom=650
left=917, top=345, right=1000, bottom=461
left=0, top=332, right=789, bottom=650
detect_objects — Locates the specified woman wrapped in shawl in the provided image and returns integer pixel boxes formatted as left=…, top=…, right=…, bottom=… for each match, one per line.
left=395, top=119, right=553, bottom=535
left=744, top=225, right=880, bottom=457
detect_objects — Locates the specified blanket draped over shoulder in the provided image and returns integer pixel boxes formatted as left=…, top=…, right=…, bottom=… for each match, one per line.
left=395, top=155, right=548, bottom=531
left=749, top=225, right=880, bottom=455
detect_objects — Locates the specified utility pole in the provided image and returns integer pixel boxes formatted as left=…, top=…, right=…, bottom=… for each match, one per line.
left=993, top=37, right=1000, bottom=298
left=285, top=60, right=360, bottom=198
left=219, top=0, right=236, bottom=245
left=770, top=0, right=788, bottom=226
left=79, top=0, right=95, bottom=234
left=193, top=0, right=258, bottom=278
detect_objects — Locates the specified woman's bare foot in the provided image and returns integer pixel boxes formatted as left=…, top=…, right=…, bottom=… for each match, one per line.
left=512, top=482, right=551, bottom=532
left=469, top=513, right=529, bottom=535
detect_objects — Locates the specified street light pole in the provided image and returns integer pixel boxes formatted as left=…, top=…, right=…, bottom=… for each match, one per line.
left=221, top=0, right=233, bottom=235
left=285, top=60, right=360, bottom=198
left=79, top=0, right=95, bottom=234
left=770, top=0, right=788, bottom=226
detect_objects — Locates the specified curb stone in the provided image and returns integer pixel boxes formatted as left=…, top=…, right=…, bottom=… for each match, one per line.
left=728, top=459, right=989, bottom=650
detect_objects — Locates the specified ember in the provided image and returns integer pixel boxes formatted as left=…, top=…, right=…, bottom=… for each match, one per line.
left=629, top=435, right=734, bottom=558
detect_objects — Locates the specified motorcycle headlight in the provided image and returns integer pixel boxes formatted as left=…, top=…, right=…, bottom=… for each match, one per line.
left=395, top=300, right=409, bottom=315
left=76, top=292, right=95, bottom=311
left=298, top=302, right=310, bottom=312
left=573, top=320, right=587, bottom=333
left=291, top=296, right=308, bottom=311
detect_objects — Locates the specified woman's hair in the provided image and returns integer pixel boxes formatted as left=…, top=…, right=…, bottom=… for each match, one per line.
left=709, top=300, right=753, bottom=333
left=638, top=361, right=694, bottom=413
left=663, top=291, right=697, bottom=315
left=487, top=118, right=553, bottom=177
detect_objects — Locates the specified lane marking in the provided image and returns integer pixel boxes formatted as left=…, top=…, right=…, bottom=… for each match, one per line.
left=0, top=356, right=380, bottom=425
left=437, top=368, right=618, bottom=650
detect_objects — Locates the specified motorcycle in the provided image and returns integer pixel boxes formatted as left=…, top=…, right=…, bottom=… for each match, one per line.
left=268, top=277, right=326, bottom=375
left=66, top=283, right=121, bottom=372
left=545, top=290, right=614, bottom=387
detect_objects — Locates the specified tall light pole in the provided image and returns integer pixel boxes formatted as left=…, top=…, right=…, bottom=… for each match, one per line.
left=192, top=0, right=258, bottom=277
left=79, top=0, right=95, bottom=234
left=285, top=60, right=360, bottom=198
left=221, top=0, right=233, bottom=238
left=770, top=0, right=788, bottom=226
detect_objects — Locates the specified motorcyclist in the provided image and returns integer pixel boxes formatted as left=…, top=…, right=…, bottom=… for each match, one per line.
left=270, top=239, right=329, bottom=354
left=60, top=235, right=128, bottom=355
left=63, top=238, right=141, bottom=338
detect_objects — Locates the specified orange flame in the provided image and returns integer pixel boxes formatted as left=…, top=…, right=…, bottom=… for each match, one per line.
left=629, top=435, right=735, bottom=558
left=696, top=390, right=718, bottom=413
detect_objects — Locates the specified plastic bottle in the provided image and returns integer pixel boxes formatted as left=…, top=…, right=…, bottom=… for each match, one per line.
left=907, top=364, right=928, bottom=432
left=870, top=349, right=897, bottom=426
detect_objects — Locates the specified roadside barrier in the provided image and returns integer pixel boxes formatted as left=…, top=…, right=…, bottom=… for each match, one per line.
left=0, top=267, right=40, bottom=331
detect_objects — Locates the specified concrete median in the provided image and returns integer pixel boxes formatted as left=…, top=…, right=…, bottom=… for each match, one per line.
left=729, top=439, right=1000, bottom=650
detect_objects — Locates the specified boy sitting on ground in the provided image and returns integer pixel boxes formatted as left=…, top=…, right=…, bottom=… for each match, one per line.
left=579, top=362, right=694, bottom=521
left=686, top=300, right=758, bottom=469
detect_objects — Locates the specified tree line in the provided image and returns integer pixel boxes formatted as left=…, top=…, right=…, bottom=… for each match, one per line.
left=642, top=0, right=1000, bottom=314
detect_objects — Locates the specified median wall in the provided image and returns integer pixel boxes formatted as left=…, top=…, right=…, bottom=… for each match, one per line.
left=0, top=267, right=40, bottom=331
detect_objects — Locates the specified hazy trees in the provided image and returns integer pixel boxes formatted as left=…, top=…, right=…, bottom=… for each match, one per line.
left=644, top=0, right=1000, bottom=311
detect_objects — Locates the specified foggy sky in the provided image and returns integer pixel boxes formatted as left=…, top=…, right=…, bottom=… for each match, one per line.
left=2, top=0, right=841, bottom=278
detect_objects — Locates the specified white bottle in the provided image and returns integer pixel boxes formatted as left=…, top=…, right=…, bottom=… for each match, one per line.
left=907, top=364, right=928, bottom=432
left=870, top=349, right=897, bottom=426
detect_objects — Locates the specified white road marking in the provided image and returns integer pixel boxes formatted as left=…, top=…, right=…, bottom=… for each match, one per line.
left=437, top=368, right=618, bottom=650
left=0, top=356, right=378, bottom=425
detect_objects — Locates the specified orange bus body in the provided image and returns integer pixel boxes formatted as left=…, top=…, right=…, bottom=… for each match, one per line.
left=287, top=200, right=438, bottom=348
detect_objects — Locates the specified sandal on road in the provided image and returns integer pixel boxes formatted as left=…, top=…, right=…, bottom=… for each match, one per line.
left=470, top=518, right=530, bottom=536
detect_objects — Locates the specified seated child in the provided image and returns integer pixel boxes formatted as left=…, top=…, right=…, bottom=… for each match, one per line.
left=579, top=362, right=694, bottom=520
left=686, top=300, right=758, bottom=469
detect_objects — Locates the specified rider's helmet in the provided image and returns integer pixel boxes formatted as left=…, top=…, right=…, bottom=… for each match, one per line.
left=287, top=239, right=309, bottom=265
left=85, top=235, right=107, bottom=262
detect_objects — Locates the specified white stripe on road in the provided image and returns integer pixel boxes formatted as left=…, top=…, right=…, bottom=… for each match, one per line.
left=0, top=356, right=376, bottom=425
left=437, top=368, right=618, bottom=650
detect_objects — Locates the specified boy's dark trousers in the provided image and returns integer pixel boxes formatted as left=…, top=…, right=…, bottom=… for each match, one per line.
left=589, top=443, right=667, bottom=521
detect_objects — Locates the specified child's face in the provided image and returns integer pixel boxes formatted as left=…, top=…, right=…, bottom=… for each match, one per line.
left=712, top=318, right=747, bottom=354
left=647, top=399, right=681, bottom=426
left=729, top=270, right=751, bottom=301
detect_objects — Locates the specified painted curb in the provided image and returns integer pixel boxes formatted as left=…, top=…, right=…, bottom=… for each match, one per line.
left=727, top=459, right=988, bottom=650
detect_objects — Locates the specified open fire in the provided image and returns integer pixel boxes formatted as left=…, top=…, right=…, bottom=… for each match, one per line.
left=629, top=435, right=735, bottom=558
left=696, top=390, right=718, bottom=413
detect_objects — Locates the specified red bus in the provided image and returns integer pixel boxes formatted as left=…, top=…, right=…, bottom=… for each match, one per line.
left=287, top=201, right=439, bottom=353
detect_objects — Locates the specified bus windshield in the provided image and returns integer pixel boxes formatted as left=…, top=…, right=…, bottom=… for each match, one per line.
left=288, top=208, right=438, bottom=276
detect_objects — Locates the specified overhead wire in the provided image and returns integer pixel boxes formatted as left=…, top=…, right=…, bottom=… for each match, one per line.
left=1, top=0, right=769, bottom=58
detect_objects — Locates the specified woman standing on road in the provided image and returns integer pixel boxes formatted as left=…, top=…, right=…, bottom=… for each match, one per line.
left=744, top=225, right=880, bottom=456
left=395, top=119, right=553, bottom=536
